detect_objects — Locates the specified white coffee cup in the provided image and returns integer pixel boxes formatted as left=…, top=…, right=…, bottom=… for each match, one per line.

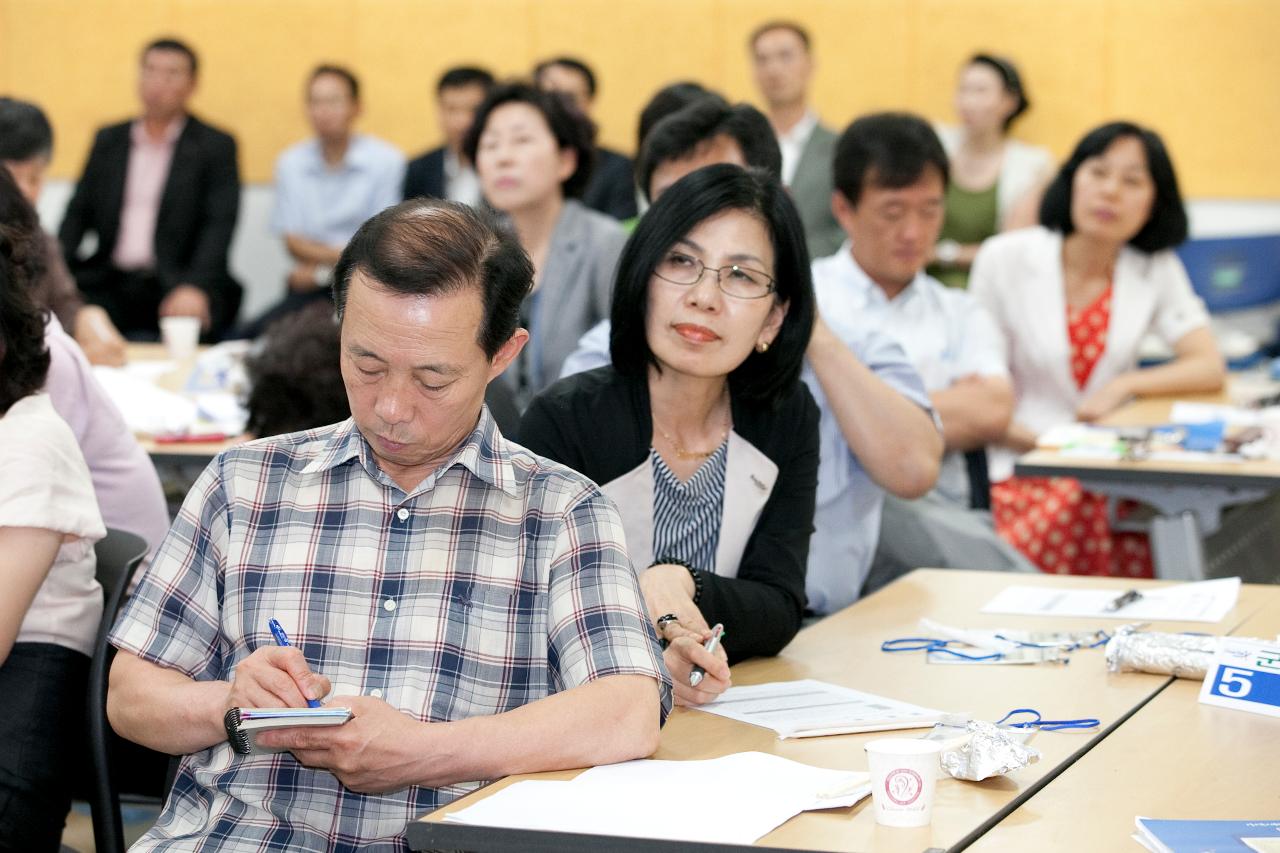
left=864, top=738, right=942, bottom=827
left=160, top=315, right=201, bottom=361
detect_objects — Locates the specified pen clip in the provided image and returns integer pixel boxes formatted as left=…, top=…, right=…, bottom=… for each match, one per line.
left=1106, top=589, right=1143, bottom=612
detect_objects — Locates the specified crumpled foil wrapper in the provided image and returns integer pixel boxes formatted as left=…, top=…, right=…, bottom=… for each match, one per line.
left=1104, top=625, right=1219, bottom=680
left=939, top=721, right=1041, bottom=781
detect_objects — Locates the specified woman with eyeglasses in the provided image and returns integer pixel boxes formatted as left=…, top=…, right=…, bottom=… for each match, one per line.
left=517, top=164, right=818, bottom=706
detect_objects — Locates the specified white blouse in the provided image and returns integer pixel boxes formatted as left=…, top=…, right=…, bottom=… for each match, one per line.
left=970, top=226, right=1211, bottom=482
left=0, top=393, right=106, bottom=656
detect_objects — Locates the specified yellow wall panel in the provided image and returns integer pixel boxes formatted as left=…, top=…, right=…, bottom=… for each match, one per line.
left=2, top=0, right=1277, bottom=197
left=350, top=0, right=534, bottom=158
left=529, top=0, right=723, bottom=152
left=914, top=0, right=1111, bottom=158
left=1110, top=0, right=1280, bottom=197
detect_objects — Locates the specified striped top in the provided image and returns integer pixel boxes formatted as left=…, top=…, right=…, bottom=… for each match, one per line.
left=650, top=441, right=729, bottom=573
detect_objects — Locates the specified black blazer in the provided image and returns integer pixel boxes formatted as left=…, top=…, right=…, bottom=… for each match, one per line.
left=581, top=147, right=637, bottom=221
left=58, top=114, right=242, bottom=332
left=516, top=366, right=819, bottom=663
left=402, top=146, right=446, bottom=200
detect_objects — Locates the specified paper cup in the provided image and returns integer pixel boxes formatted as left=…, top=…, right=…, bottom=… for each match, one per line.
left=160, top=315, right=201, bottom=361
left=864, top=738, right=942, bottom=827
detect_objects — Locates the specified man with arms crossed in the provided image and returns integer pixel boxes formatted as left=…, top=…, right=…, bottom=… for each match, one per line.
left=108, top=200, right=670, bottom=850
left=815, top=113, right=1033, bottom=597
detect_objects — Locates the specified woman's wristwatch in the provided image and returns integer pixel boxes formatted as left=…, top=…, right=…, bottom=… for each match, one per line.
left=934, top=239, right=961, bottom=265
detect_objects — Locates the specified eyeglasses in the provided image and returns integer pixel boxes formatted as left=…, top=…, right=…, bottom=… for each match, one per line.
left=653, top=251, right=776, bottom=300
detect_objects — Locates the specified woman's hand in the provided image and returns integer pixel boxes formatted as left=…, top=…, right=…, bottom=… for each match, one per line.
left=662, top=628, right=731, bottom=707
left=74, top=305, right=127, bottom=366
left=640, top=563, right=709, bottom=635
left=1076, top=375, right=1134, bottom=423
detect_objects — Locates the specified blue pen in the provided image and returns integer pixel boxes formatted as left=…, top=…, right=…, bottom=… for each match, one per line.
left=268, top=618, right=322, bottom=707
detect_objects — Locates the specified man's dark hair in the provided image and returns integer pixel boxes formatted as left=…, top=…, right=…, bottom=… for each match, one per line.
left=636, top=82, right=724, bottom=152
left=833, top=112, right=950, bottom=207
left=533, top=56, right=597, bottom=99
left=0, top=97, right=54, bottom=162
left=1039, top=120, right=1188, bottom=253
left=0, top=167, right=50, bottom=415
left=310, top=64, right=360, bottom=101
left=437, top=66, right=495, bottom=96
left=462, top=82, right=596, bottom=199
left=246, top=302, right=349, bottom=437
left=142, top=37, right=198, bottom=76
left=636, top=100, right=781, bottom=202
left=332, top=199, right=534, bottom=359
left=749, top=20, right=811, bottom=52
left=968, top=53, right=1030, bottom=131
left=611, top=164, right=814, bottom=404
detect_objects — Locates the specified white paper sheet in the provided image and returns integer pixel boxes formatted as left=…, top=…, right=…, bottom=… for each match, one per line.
left=443, top=752, right=870, bottom=845
left=695, top=679, right=945, bottom=738
left=981, top=577, right=1241, bottom=623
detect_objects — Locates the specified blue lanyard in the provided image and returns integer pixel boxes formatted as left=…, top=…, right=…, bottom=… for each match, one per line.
left=880, top=637, right=1004, bottom=662
left=992, top=631, right=1111, bottom=651
left=996, top=708, right=1100, bottom=731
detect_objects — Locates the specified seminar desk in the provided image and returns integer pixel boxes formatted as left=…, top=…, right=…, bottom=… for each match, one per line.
left=969, top=589, right=1280, bottom=853
left=125, top=343, right=245, bottom=463
left=1015, top=391, right=1280, bottom=581
left=408, top=570, right=1274, bottom=853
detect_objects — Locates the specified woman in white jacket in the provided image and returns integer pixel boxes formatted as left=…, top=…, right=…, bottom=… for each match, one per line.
left=931, top=54, right=1053, bottom=288
left=970, top=121, right=1224, bottom=577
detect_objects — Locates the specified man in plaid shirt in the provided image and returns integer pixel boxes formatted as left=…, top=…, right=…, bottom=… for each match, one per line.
left=107, top=199, right=672, bottom=851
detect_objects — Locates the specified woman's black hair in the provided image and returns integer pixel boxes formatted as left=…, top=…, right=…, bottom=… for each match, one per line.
left=968, top=53, right=1030, bottom=132
left=609, top=163, right=815, bottom=405
left=246, top=301, right=349, bottom=437
left=0, top=167, right=51, bottom=415
left=462, top=81, right=596, bottom=199
left=1038, top=120, right=1188, bottom=253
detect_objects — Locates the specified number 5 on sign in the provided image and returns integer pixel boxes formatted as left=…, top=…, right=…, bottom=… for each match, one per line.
left=1199, top=638, right=1280, bottom=718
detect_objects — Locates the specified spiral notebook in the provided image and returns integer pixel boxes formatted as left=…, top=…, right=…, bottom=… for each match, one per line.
left=224, top=707, right=352, bottom=755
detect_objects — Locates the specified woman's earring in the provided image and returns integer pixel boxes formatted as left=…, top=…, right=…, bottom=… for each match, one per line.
left=756, top=340, right=770, bottom=353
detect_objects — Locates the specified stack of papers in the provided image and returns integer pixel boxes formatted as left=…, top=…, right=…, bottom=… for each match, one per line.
left=695, top=679, right=945, bottom=738
left=95, top=356, right=248, bottom=438
left=981, top=577, right=1241, bottom=623
left=444, top=752, right=870, bottom=845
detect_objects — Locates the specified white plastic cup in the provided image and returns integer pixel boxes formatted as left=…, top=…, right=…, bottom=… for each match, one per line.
left=160, top=315, right=201, bottom=361
left=864, top=738, right=943, bottom=827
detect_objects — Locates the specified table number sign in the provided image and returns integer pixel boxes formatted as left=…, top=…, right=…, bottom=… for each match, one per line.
left=1198, top=638, right=1280, bottom=718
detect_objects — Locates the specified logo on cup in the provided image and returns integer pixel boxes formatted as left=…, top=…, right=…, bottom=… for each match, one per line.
left=884, top=768, right=923, bottom=806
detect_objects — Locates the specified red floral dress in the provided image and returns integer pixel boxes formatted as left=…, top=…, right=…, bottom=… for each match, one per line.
left=991, top=288, right=1155, bottom=578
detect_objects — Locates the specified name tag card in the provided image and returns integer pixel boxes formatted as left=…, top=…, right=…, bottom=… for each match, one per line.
left=1198, top=638, right=1280, bottom=719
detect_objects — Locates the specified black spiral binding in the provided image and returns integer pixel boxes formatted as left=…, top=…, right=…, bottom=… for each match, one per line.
left=223, top=707, right=252, bottom=754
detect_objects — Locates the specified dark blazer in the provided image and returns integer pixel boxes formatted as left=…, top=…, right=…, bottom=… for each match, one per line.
left=581, top=147, right=638, bottom=221
left=516, top=366, right=820, bottom=663
left=402, top=146, right=446, bottom=200
left=58, top=113, right=242, bottom=334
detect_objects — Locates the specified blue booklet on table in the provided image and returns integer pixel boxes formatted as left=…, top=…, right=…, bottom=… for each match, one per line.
left=1135, top=817, right=1280, bottom=852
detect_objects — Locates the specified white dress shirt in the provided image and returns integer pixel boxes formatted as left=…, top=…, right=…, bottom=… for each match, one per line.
left=777, top=110, right=819, bottom=187
left=811, top=246, right=1009, bottom=504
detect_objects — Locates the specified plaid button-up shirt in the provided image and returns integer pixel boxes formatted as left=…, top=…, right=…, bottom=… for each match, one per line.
left=111, top=408, right=671, bottom=852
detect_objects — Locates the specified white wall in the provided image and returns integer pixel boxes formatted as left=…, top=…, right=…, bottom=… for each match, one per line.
left=34, top=179, right=1280, bottom=331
